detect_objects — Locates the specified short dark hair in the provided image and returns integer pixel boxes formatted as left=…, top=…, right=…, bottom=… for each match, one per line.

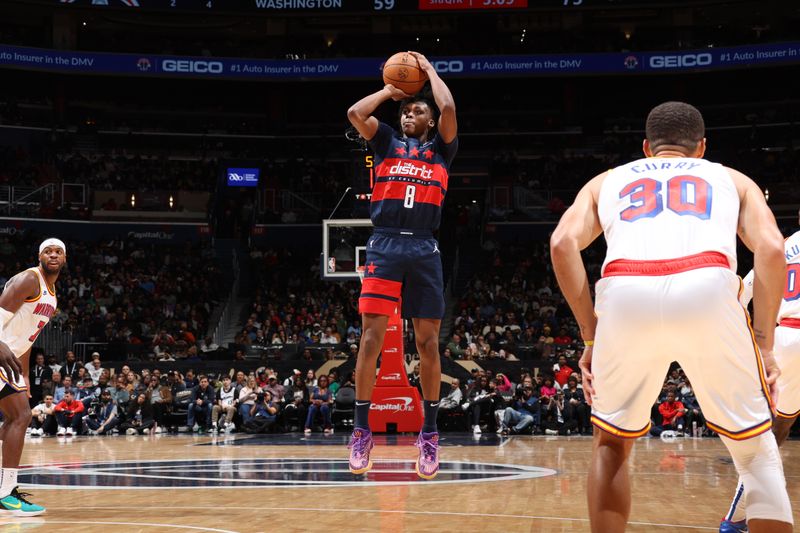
left=645, top=101, right=705, bottom=152
left=398, top=96, right=439, bottom=124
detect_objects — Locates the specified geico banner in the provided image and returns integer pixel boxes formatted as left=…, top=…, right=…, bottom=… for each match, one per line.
left=0, top=42, right=799, bottom=79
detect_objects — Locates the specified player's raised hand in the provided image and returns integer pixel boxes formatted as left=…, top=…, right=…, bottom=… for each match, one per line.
left=578, top=344, right=595, bottom=406
left=0, top=342, right=22, bottom=383
left=384, top=84, right=412, bottom=101
left=407, top=51, right=434, bottom=74
left=761, top=349, right=781, bottom=413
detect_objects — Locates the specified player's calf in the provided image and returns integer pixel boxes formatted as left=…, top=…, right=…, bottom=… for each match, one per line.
left=722, top=432, right=793, bottom=531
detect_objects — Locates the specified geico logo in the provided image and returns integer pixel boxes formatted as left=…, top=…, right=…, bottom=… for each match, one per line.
left=649, top=53, right=712, bottom=68
left=383, top=347, right=398, bottom=354
left=431, top=60, right=464, bottom=73
left=380, top=373, right=401, bottom=380
left=389, top=161, right=433, bottom=179
left=229, top=173, right=245, bottom=181
left=162, top=59, right=224, bottom=73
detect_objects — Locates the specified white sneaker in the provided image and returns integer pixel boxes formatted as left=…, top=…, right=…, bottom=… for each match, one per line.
left=324, top=428, right=334, bottom=435
left=65, top=427, right=74, bottom=437
left=209, top=426, right=216, bottom=434
left=473, top=425, right=482, bottom=434
left=545, top=429, right=558, bottom=436
left=126, top=428, right=137, bottom=435
left=87, top=430, right=98, bottom=436
left=304, top=428, right=312, bottom=435
left=25, top=427, right=31, bottom=435
left=496, top=426, right=505, bottom=435
left=143, top=428, right=150, bottom=435
left=56, top=426, right=66, bottom=436
left=154, top=426, right=164, bottom=434
left=225, top=424, right=235, bottom=434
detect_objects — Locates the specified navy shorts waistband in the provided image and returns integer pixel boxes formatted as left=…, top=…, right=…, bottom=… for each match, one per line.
left=373, top=226, right=434, bottom=238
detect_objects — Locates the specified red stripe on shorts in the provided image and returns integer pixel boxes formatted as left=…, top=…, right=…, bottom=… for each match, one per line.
left=359, top=297, right=397, bottom=316
left=361, top=277, right=402, bottom=299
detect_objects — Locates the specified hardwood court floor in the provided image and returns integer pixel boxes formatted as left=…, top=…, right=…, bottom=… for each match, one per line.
left=5, top=432, right=800, bottom=532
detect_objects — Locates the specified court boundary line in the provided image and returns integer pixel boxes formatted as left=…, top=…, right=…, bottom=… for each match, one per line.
left=42, top=506, right=718, bottom=530
left=1, top=519, right=239, bottom=533
left=20, top=457, right=558, bottom=489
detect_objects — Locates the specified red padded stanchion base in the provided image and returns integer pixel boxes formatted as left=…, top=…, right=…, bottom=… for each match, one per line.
left=375, top=321, right=409, bottom=387
left=369, top=386, right=423, bottom=433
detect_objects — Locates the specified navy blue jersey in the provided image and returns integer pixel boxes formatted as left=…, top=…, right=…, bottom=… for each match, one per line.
left=368, top=122, right=458, bottom=232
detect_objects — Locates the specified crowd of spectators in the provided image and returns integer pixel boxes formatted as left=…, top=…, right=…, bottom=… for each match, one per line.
left=27, top=349, right=358, bottom=437
left=649, top=368, right=707, bottom=438
left=57, top=152, right=218, bottom=193
left=26, top=342, right=717, bottom=440
left=233, top=248, right=363, bottom=358
left=0, top=233, right=225, bottom=359
left=0, top=144, right=217, bottom=195
left=447, top=241, right=603, bottom=361
left=437, top=360, right=590, bottom=436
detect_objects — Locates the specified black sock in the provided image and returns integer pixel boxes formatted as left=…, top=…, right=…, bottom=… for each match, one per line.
left=422, top=400, right=440, bottom=433
left=354, top=400, right=371, bottom=430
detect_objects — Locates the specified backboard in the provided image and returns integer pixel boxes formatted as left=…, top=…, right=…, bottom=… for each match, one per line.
left=321, top=218, right=373, bottom=281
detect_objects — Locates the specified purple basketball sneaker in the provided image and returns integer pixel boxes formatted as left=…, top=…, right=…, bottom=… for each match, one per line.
left=415, top=432, right=440, bottom=479
left=348, top=428, right=374, bottom=475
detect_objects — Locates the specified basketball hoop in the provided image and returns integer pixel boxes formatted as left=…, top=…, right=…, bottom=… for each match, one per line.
left=356, top=265, right=366, bottom=284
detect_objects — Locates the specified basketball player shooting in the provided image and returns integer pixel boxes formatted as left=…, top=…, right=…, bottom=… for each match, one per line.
left=345, top=51, right=457, bottom=479
left=550, top=102, right=792, bottom=532
left=720, top=223, right=800, bottom=532
left=0, top=238, right=65, bottom=516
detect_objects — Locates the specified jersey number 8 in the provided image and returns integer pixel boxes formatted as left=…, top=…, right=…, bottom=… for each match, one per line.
left=404, top=185, right=416, bottom=208
left=619, top=175, right=712, bottom=222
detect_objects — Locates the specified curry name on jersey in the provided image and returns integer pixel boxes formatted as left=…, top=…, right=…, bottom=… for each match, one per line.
left=598, top=157, right=740, bottom=273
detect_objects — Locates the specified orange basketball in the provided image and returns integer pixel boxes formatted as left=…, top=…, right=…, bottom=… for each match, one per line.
left=382, top=52, right=428, bottom=95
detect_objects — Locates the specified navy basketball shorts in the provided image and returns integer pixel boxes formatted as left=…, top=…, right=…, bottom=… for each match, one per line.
left=358, top=229, right=445, bottom=320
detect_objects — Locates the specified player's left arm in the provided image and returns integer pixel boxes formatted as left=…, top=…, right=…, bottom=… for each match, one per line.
left=550, top=173, right=606, bottom=342
left=408, top=51, right=457, bottom=144
left=550, top=173, right=606, bottom=404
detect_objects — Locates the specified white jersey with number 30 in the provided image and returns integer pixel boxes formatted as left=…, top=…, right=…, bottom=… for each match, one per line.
left=1, top=267, right=58, bottom=358
left=598, top=157, right=740, bottom=274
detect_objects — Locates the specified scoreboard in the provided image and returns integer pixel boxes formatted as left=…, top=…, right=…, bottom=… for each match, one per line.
left=49, top=0, right=588, bottom=13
